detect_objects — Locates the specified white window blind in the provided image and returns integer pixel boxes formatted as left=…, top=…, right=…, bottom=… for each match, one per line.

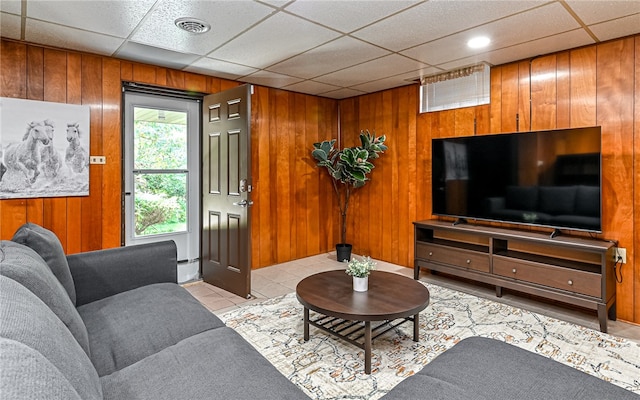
left=420, top=63, right=490, bottom=113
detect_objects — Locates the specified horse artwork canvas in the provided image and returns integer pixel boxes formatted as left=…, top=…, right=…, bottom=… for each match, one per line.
left=0, top=97, right=90, bottom=199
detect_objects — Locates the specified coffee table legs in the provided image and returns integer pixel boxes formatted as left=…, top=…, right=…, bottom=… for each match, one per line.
left=303, top=307, right=309, bottom=341
left=364, top=321, right=372, bottom=374
left=413, top=313, right=419, bottom=341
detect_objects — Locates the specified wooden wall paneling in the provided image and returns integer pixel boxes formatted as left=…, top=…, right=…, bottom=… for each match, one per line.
left=206, top=77, right=222, bottom=94
left=80, top=55, right=103, bottom=252
left=475, top=105, right=491, bottom=134
left=0, top=41, right=27, bottom=238
left=274, top=90, right=292, bottom=263
left=489, top=66, right=502, bottom=133
left=120, top=61, right=133, bottom=81
left=634, top=36, right=640, bottom=323
left=251, top=85, right=268, bottom=268
left=319, top=96, right=339, bottom=253
left=530, top=55, right=557, bottom=131
left=166, top=69, right=185, bottom=89
left=132, top=63, right=156, bottom=84
left=293, top=92, right=306, bottom=259
left=570, top=46, right=597, bottom=127
left=382, top=90, right=397, bottom=264
left=101, top=58, right=121, bottom=249
left=518, top=61, right=531, bottom=132
left=401, top=86, right=418, bottom=266
left=304, top=95, right=320, bottom=257
left=454, top=107, right=475, bottom=135
left=154, top=67, right=167, bottom=86
left=1, top=40, right=26, bottom=98
left=65, top=52, right=83, bottom=254
left=597, top=38, right=635, bottom=322
left=185, top=72, right=207, bottom=93
left=26, top=45, right=45, bottom=226
left=42, top=48, right=69, bottom=250
left=556, top=52, right=571, bottom=128
left=500, top=63, right=520, bottom=133
left=415, top=112, right=432, bottom=221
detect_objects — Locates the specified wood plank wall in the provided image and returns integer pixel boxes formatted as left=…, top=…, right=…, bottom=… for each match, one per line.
left=338, top=35, right=639, bottom=324
left=0, top=39, right=339, bottom=270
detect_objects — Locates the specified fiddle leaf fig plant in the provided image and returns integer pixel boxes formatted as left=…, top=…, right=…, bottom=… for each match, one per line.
left=311, top=130, right=388, bottom=245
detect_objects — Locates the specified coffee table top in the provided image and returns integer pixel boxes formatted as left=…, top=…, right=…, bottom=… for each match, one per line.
left=296, top=270, right=430, bottom=321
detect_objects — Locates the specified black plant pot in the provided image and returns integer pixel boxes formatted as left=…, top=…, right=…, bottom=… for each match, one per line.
left=336, top=243, right=352, bottom=262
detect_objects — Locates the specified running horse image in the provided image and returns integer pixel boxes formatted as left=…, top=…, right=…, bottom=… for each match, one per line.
left=3, top=121, right=51, bottom=184
left=65, top=122, right=88, bottom=173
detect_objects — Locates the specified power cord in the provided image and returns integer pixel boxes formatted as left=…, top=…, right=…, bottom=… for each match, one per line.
left=614, top=254, right=624, bottom=283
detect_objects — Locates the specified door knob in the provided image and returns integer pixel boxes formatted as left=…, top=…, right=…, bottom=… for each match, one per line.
left=232, top=199, right=253, bottom=207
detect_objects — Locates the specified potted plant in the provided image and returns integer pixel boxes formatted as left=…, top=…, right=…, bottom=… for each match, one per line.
left=345, top=256, right=376, bottom=291
left=311, top=130, right=387, bottom=261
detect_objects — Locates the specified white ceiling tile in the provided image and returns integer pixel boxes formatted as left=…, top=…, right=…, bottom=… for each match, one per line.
left=402, top=2, right=582, bottom=66
left=184, top=57, right=259, bottom=80
left=353, top=0, right=544, bottom=51
left=350, top=77, right=416, bottom=94
left=26, top=0, right=156, bottom=38
left=319, top=87, right=367, bottom=99
left=209, top=11, right=341, bottom=68
left=1, top=12, right=21, bottom=39
left=132, top=0, right=276, bottom=56
left=566, top=0, right=640, bottom=25
left=267, top=36, right=390, bottom=79
left=282, top=80, right=342, bottom=96
left=116, top=41, right=200, bottom=70
left=241, top=70, right=304, bottom=88
left=436, top=29, right=594, bottom=71
left=315, top=54, right=428, bottom=87
left=284, top=0, right=419, bottom=33
left=1, top=0, right=21, bottom=14
left=589, top=13, right=640, bottom=42
left=25, top=19, right=125, bottom=56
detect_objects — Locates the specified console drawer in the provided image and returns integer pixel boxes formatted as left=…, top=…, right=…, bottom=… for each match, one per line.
left=493, top=256, right=601, bottom=297
left=416, top=243, right=489, bottom=273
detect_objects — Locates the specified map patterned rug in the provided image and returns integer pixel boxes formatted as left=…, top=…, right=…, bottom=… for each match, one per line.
left=220, top=282, right=640, bottom=400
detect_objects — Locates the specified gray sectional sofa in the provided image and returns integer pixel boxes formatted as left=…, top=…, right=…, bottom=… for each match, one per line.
left=0, top=223, right=306, bottom=400
left=2, top=223, right=637, bottom=400
left=485, top=185, right=600, bottom=230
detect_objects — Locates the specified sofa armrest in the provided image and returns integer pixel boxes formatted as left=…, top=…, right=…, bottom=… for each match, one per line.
left=68, top=240, right=178, bottom=306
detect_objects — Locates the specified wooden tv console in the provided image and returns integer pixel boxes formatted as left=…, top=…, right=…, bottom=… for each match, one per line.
left=413, top=220, right=617, bottom=332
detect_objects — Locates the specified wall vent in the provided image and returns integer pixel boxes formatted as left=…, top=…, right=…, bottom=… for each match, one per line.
left=419, top=63, right=490, bottom=113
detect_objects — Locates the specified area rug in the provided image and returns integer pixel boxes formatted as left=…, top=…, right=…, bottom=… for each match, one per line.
left=220, top=282, right=640, bottom=399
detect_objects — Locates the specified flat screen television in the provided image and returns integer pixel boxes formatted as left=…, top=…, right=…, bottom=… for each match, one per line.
left=431, top=126, right=602, bottom=234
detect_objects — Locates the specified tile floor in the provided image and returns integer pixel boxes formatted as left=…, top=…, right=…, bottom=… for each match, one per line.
left=184, top=252, right=640, bottom=343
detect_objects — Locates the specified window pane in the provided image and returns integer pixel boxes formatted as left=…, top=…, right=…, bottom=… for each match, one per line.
left=133, top=107, right=187, bottom=170
left=134, top=173, right=187, bottom=237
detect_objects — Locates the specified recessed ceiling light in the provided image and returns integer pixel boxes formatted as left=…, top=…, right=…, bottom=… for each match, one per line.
left=175, top=17, right=211, bottom=34
left=467, top=36, right=490, bottom=49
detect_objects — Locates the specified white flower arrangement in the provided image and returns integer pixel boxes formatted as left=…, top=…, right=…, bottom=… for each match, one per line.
left=345, top=256, right=376, bottom=278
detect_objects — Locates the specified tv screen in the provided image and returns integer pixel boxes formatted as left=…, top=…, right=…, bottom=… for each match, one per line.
left=431, top=127, right=602, bottom=233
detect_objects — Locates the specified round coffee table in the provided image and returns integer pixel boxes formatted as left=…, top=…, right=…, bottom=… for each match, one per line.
left=296, top=270, right=430, bottom=374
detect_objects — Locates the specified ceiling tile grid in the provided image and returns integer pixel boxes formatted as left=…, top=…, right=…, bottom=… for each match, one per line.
left=0, top=0, right=639, bottom=99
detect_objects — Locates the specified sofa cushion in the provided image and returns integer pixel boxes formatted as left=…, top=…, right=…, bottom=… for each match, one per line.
left=101, top=327, right=307, bottom=400
left=78, top=282, right=226, bottom=376
left=0, top=338, right=83, bottom=400
left=0, top=276, right=102, bottom=400
left=575, top=185, right=600, bottom=217
left=505, top=186, right=539, bottom=211
left=0, top=241, right=90, bottom=356
left=12, top=223, right=76, bottom=304
left=539, top=186, right=577, bottom=215
left=381, top=337, right=639, bottom=400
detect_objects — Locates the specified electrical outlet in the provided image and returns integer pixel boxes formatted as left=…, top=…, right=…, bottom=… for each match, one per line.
left=614, top=247, right=627, bottom=264
left=89, top=156, right=106, bottom=164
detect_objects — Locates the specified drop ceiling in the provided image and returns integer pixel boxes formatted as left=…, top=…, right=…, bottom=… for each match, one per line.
left=1, top=0, right=639, bottom=99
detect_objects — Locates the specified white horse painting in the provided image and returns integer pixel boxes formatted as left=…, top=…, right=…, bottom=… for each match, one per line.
left=65, top=122, right=88, bottom=173
left=39, top=119, right=63, bottom=178
left=3, top=121, right=50, bottom=184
